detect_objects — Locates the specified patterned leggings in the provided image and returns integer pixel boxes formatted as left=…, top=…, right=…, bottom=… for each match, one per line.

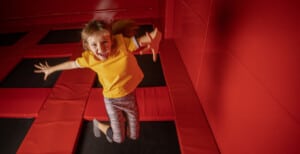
left=104, top=92, right=139, bottom=143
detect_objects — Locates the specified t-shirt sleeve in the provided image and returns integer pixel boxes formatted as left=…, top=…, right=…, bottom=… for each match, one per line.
left=125, top=36, right=139, bottom=52
left=75, top=51, right=90, bottom=68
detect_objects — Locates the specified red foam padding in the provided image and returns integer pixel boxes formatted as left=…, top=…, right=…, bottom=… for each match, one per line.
left=160, top=41, right=220, bottom=154
left=18, top=64, right=95, bottom=153
left=17, top=97, right=88, bottom=153
left=176, top=114, right=220, bottom=154
left=0, top=88, right=51, bottom=118
left=84, top=87, right=175, bottom=121
left=136, top=86, right=174, bottom=121
left=36, top=99, right=87, bottom=121
left=17, top=120, right=81, bottom=154
left=17, top=100, right=86, bottom=153
left=83, top=88, right=107, bottom=120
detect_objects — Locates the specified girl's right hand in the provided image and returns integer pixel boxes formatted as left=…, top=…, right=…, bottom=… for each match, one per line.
left=34, top=61, right=52, bottom=80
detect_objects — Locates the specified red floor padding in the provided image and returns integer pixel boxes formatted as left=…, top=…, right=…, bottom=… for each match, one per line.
left=18, top=120, right=81, bottom=153
left=160, top=40, right=220, bottom=154
left=0, top=88, right=51, bottom=118
left=84, top=87, right=175, bottom=121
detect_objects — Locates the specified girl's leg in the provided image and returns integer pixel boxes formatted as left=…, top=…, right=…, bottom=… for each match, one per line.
left=104, top=98, right=126, bottom=143
left=124, top=100, right=140, bottom=140
left=120, top=92, right=140, bottom=140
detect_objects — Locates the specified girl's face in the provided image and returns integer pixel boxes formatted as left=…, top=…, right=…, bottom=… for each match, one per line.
left=87, top=31, right=112, bottom=61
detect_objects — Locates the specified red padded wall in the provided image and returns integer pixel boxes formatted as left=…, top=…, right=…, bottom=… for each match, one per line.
left=168, top=0, right=300, bottom=153
left=0, top=0, right=163, bottom=28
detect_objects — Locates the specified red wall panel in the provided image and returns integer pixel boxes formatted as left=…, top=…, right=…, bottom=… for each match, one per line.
left=183, top=0, right=211, bottom=23
left=172, top=0, right=211, bottom=88
left=169, top=0, right=300, bottom=153
left=228, top=0, right=300, bottom=122
left=0, top=0, right=162, bottom=27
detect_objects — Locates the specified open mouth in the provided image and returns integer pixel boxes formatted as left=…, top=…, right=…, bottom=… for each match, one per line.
left=96, top=52, right=109, bottom=60
left=98, top=53, right=107, bottom=57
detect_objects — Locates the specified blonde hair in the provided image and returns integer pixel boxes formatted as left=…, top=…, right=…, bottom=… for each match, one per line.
left=81, top=20, right=111, bottom=50
left=81, top=19, right=139, bottom=50
left=112, top=19, right=139, bottom=37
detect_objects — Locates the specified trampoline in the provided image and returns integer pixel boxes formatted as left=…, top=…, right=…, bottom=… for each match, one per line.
left=0, top=118, right=33, bottom=154
left=38, top=29, right=82, bottom=44
left=0, top=57, right=69, bottom=88
left=0, top=32, right=27, bottom=46
left=0, top=23, right=219, bottom=154
left=76, top=121, right=180, bottom=154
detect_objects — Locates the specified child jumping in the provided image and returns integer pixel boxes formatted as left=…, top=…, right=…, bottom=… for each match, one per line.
left=34, top=20, right=161, bottom=143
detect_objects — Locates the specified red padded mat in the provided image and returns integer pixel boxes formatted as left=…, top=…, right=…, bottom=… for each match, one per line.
left=0, top=88, right=51, bottom=118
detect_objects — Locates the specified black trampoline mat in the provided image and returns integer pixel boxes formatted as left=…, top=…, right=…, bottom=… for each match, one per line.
left=0, top=57, right=69, bottom=88
left=93, top=54, right=166, bottom=88
left=135, top=24, right=154, bottom=38
left=76, top=121, right=180, bottom=154
left=0, top=32, right=27, bottom=46
left=0, top=118, right=34, bottom=154
left=38, top=29, right=82, bottom=44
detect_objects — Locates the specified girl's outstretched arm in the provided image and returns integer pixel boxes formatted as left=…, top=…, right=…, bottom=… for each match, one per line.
left=34, top=60, right=78, bottom=80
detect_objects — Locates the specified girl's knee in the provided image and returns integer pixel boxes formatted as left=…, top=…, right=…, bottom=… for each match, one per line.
left=113, top=136, right=125, bottom=143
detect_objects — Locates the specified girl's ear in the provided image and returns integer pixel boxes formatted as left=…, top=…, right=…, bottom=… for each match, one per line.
left=82, top=40, right=89, bottom=50
left=82, top=41, right=86, bottom=50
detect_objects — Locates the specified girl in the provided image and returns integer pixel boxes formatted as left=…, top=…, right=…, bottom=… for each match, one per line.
left=34, top=20, right=161, bottom=143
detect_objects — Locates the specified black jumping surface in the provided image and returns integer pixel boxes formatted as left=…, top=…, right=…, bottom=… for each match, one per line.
left=38, top=29, right=82, bottom=44
left=93, top=54, right=166, bottom=88
left=76, top=121, right=180, bottom=154
left=0, top=57, right=69, bottom=88
left=0, top=118, right=34, bottom=154
left=135, top=24, right=154, bottom=38
left=0, top=32, right=27, bottom=46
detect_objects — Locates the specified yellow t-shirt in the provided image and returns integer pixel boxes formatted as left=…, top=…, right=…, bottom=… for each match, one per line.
left=76, top=34, right=144, bottom=98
